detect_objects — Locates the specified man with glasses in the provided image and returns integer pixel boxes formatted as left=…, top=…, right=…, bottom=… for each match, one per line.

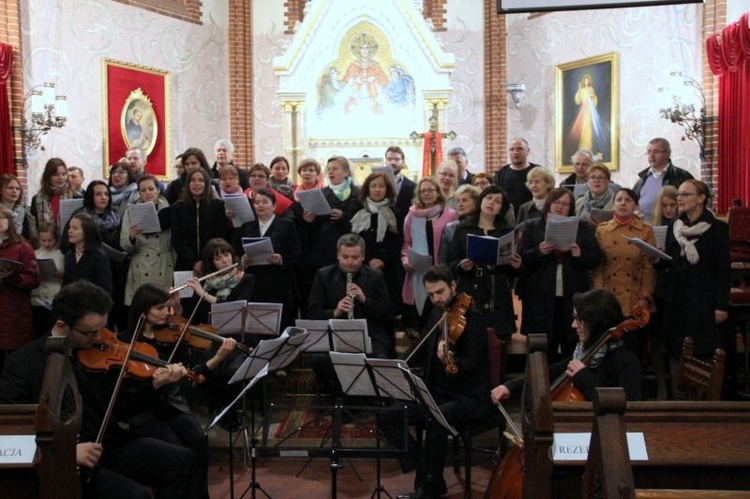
left=560, top=149, right=594, bottom=191
left=243, top=163, right=293, bottom=216
left=633, top=137, right=693, bottom=222
left=0, top=281, right=197, bottom=498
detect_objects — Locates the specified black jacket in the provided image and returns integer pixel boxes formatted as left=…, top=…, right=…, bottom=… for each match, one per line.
left=170, top=198, right=228, bottom=270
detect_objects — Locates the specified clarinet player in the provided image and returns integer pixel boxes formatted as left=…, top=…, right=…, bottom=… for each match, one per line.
left=308, top=233, right=395, bottom=396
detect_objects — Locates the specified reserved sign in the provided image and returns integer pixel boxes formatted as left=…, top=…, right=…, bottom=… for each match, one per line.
left=552, top=432, right=648, bottom=461
left=0, top=435, right=37, bottom=464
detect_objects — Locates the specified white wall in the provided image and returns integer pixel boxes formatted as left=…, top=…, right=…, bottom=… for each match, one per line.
left=22, top=0, right=230, bottom=196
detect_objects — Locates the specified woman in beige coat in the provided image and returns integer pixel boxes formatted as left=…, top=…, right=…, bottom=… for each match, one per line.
left=593, top=187, right=656, bottom=316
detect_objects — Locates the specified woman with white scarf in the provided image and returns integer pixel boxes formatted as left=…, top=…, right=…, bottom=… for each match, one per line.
left=350, top=171, right=400, bottom=313
left=401, top=176, right=457, bottom=329
left=661, top=179, right=730, bottom=396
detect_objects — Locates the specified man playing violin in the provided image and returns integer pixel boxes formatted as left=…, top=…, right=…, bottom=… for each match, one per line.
left=0, top=280, right=198, bottom=499
left=380, top=264, right=493, bottom=499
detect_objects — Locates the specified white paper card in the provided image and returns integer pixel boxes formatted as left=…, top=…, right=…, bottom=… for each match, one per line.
left=408, top=249, right=432, bottom=273
left=652, top=225, right=668, bottom=250
left=0, top=435, right=37, bottom=464
left=624, top=236, right=672, bottom=261
left=242, top=237, right=274, bottom=266
left=59, top=198, right=83, bottom=229
left=224, top=195, right=256, bottom=228
left=128, top=202, right=161, bottom=233
left=296, top=188, right=332, bottom=216
left=545, top=215, right=579, bottom=251
left=551, top=432, right=648, bottom=462
left=173, top=271, right=195, bottom=298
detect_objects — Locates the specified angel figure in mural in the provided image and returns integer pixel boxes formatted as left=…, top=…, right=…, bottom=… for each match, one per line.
left=317, top=66, right=345, bottom=117
left=342, top=33, right=389, bottom=114
left=385, top=64, right=415, bottom=108
left=566, top=73, right=609, bottom=158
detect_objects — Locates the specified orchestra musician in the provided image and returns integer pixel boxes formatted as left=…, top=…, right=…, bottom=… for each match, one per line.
left=0, top=280, right=198, bottom=499
left=380, top=264, right=492, bottom=499
left=491, top=288, right=642, bottom=405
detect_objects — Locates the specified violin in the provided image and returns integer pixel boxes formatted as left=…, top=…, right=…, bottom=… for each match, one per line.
left=76, top=328, right=205, bottom=384
left=483, top=306, right=651, bottom=499
left=153, top=315, right=252, bottom=355
left=441, top=292, right=472, bottom=375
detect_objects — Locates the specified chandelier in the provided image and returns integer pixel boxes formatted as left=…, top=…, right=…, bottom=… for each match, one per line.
left=23, top=82, right=67, bottom=151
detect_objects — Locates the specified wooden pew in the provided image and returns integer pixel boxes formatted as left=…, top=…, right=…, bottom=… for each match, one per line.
left=0, top=336, right=82, bottom=499
left=519, top=334, right=750, bottom=499
left=582, top=387, right=749, bottom=499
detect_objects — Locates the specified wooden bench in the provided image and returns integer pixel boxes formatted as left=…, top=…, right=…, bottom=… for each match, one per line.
left=0, top=336, right=82, bottom=498
left=582, top=387, right=749, bottom=499
left=518, top=334, right=750, bottom=498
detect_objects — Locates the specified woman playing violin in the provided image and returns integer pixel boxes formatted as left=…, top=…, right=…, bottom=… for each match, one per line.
left=118, top=283, right=238, bottom=499
left=492, top=288, right=642, bottom=404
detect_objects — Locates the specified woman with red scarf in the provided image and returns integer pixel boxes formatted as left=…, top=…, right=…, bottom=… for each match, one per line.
left=30, top=157, right=78, bottom=236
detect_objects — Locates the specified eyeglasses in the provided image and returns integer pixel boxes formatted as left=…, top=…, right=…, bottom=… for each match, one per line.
left=419, top=188, right=437, bottom=194
left=676, top=192, right=697, bottom=198
left=588, top=175, right=607, bottom=181
left=73, top=325, right=101, bottom=338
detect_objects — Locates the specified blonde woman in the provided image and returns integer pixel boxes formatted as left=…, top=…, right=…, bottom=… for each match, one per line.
left=517, top=166, right=555, bottom=224
left=436, top=160, right=459, bottom=210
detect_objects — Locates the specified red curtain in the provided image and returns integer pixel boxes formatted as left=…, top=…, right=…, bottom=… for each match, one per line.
left=0, top=43, right=14, bottom=176
left=706, top=13, right=750, bottom=213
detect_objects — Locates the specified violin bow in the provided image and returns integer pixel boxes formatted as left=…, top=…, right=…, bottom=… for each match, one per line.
left=166, top=292, right=205, bottom=364
left=404, top=310, right=448, bottom=365
left=495, top=401, right=523, bottom=446
left=94, top=313, right=147, bottom=446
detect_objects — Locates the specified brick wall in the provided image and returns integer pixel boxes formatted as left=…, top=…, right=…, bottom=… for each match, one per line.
left=1, top=0, right=25, bottom=185
left=228, top=0, right=254, bottom=168
left=484, top=2, right=507, bottom=172
left=111, top=0, right=203, bottom=24
left=284, top=0, right=306, bottom=35
left=423, top=0, right=448, bottom=31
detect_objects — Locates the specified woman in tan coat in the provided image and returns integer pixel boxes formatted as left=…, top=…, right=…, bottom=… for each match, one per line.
left=593, top=187, right=656, bottom=316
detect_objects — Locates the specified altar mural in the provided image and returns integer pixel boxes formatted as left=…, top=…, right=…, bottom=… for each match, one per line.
left=315, top=22, right=416, bottom=137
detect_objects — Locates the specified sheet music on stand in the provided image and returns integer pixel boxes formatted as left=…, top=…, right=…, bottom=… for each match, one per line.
left=398, top=366, right=457, bottom=436
left=295, top=319, right=331, bottom=352
left=206, top=364, right=268, bottom=431
left=329, top=352, right=373, bottom=397
left=246, top=302, right=283, bottom=337
left=366, top=358, right=413, bottom=401
left=329, top=353, right=414, bottom=401
left=228, top=334, right=289, bottom=384
left=210, top=300, right=247, bottom=334
left=329, top=318, right=371, bottom=354
left=268, top=327, right=308, bottom=371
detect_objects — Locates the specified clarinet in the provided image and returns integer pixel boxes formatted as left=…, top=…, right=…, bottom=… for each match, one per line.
left=346, top=272, right=354, bottom=320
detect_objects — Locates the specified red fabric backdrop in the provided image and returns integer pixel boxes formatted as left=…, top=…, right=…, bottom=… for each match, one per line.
left=706, top=12, right=750, bottom=212
left=106, top=64, right=167, bottom=176
left=0, top=43, right=14, bottom=175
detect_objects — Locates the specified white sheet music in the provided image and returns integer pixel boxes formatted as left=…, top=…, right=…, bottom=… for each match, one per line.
left=329, top=319, right=371, bottom=354
left=329, top=352, right=373, bottom=396
left=370, top=165, right=397, bottom=189
left=242, top=237, right=274, bottom=266
left=209, top=300, right=247, bottom=334
left=623, top=236, right=672, bottom=261
left=228, top=335, right=288, bottom=384
left=408, top=249, right=432, bottom=273
left=573, top=183, right=589, bottom=198
left=59, top=198, right=83, bottom=229
left=652, top=225, right=668, bottom=250
left=207, top=364, right=268, bottom=431
left=366, top=358, right=413, bottom=401
left=295, top=319, right=331, bottom=352
left=545, top=215, right=579, bottom=251
left=173, top=271, right=195, bottom=298
left=128, top=202, right=161, bottom=233
left=246, top=302, right=283, bottom=336
left=296, top=188, right=332, bottom=216
left=268, top=327, right=308, bottom=371
left=224, top=195, right=256, bottom=228
left=399, top=366, right=457, bottom=436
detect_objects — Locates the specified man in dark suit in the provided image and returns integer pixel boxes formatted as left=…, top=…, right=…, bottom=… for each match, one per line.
left=386, top=145, right=416, bottom=227
left=0, top=281, right=197, bottom=499
left=447, top=146, right=475, bottom=186
left=379, top=265, right=492, bottom=499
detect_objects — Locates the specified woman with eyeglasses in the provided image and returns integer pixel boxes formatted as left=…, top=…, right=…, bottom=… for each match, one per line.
left=108, top=160, right=139, bottom=213
left=593, top=188, right=656, bottom=318
left=575, top=163, right=616, bottom=225
left=242, top=163, right=293, bottom=216
left=516, top=188, right=603, bottom=360
left=435, top=160, right=459, bottom=209
left=402, top=176, right=457, bottom=329
left=660, top=180, right=730, bottom=397
left=448, top=185, right=519, bottom=342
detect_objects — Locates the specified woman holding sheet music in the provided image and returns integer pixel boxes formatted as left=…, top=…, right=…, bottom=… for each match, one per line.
left=29, top=157, right=78, bottom=236
left=120, top=175, right=173, bottom=306
left=593, top=187, right=656, bottom=318
left=448, top=185, right=518, bottom=339
left=233, top=188, right=301, bottom=332
left=517, top=188, right=602, bottom=360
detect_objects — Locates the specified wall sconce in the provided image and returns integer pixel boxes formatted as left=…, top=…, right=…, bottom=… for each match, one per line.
left=23, top=82, right=67, bottom=151
left=658, top=71, right=705, bottom=159
left=506, top=83, right=527, bottom=109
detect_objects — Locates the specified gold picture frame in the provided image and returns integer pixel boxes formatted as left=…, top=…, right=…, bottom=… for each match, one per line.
left=555, top=52, right=619, bottom=173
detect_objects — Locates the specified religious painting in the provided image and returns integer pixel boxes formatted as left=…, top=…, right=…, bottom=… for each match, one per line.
left=103, top=59, right=170, bottom=178
left=555, top=52, right=619, bottom=173
left=315, top=21, right=417, bottom=138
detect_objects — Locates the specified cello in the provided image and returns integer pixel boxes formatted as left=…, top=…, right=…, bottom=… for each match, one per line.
left=483, top=305, right=650, bottom=499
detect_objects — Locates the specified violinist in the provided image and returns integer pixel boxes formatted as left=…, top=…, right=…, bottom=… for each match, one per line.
left=118, top=283, right=238, bottom=499
left=491, top=288, right=642, bottom=405
left=0, top=281, right=197, bottom=499
left=380, top=264, right=492, bottom=499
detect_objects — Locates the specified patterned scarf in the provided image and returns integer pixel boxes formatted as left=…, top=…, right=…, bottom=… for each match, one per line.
left=350, top=198, right=397, bottom=243
left=582, top=186, right=614, bottom=211
left=573, top=337, right=624, bottom=369
left=83, top=206, right=122, bottom=232
left=329, top=177, right=352, bottom=201
left=205, top=271, right=242, bottom=302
